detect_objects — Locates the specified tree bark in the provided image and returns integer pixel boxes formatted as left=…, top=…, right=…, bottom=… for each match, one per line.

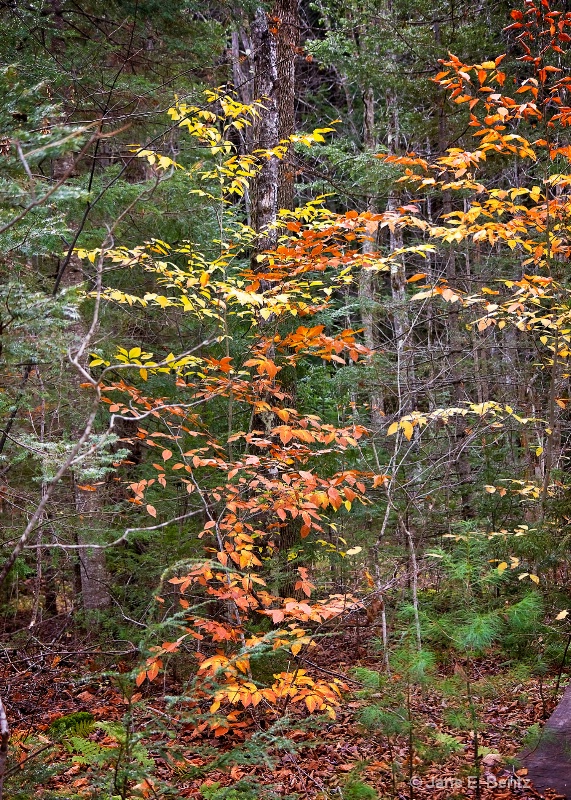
left=359, top=86, right=384, bottom=427
left=444, top=202, right=473, bottom=518
left=250, top=0, right=299, bottom=252
left=250, top=1, right=299, bottom=596
left=275, top=0, right=299, bottom=213
left=74, top=480, right=111, bottom=611
left=386, top=88, right=416, bottom=417
left=251, top=8, right=280, bottom=253
left=62, top=256, right=112, bottom=612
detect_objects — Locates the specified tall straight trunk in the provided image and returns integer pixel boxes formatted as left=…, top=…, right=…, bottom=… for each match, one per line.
left=386, top=88, right=416, bottom=416
left=250, top=1, right=299, bottom=595
left=231, top=27, right=255, bottom=226
left=444, top=213, right=473, bottom=517
left=231, top=28, right=254, bottom=109
left=250, top=0, right=299, bottom=250
left=62, top=256, right=111, bottom=612
left=359, top=86, right=384, bottom=427
left=275, top=0, right=299, bottom=213
left=250, top=9, right=280, bottom=252
left=437, top=61, right=473, bottom=515
left=74, top=480, right=111, bottom=610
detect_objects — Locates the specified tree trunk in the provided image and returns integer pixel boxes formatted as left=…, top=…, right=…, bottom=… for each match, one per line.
left=61, top=255, right=112, bottom=612
left=386, top=88, right=416, bottom=417
left=275, top=0, right=298, bottom=213
left=250, top=8, right=280, bottom=253
left=444, top=198, right=473, bottom=518
left=250, top=1, right=299, bottom=596
left=74, top=480, right=111, bottom=611
left=359, top=85, right=384, bottom=427
left=250, top=0, right=299, bottom=251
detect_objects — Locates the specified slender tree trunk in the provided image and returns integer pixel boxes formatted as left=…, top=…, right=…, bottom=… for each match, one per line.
left=359, top=86, right=384, bottom=427
left=445, top=236, right=473, bottom=517
left=62, top=256, right=111, bottom=612
left=231, top=27, right=255, bottom=226
left=231, top=28, right=254, bottom=108
left=250, top=0, right=299, bottom=250
left=386, top=88, right=416, bottom=416
left=251, top=8, right=280, bottom=252
left=275, top=0, right=299, bottom=213
left=250, top=1, right=299, bottom=596
left=74, top=480, right=111, bottom=610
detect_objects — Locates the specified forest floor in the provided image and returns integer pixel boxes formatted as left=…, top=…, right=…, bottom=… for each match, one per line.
left=1, top=620, right=566, bottom=800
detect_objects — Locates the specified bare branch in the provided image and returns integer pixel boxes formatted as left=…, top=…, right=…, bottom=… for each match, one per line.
left=23, top=508, right=203, bottom=551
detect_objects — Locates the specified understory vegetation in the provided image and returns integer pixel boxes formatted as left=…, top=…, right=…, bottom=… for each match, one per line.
left=2, top=0, right=571, bottom=797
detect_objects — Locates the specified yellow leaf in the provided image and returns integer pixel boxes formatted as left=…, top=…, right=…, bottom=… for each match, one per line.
left=556, top=610, right=569, bottom=620
left=129, top=347, right=142, bottom=359
left=529, top=186, right=541, bottom=202
left=345, top=546, right=362, bottom=556
left=401, top=420, right=414, bottom=441
left=305, top=695, right=318, bottom=713
left=291, top=642, right=302, bottom=656
left=536, top=446, right=543, bottom=456
left=497, top=562, right=508, bottom=574
left=529, top=574, right=540, bottom=584
left=387, top=421, right=399, bottom=435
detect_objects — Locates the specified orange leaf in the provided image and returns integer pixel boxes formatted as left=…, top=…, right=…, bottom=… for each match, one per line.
left=264, top=360, right=278, bottom=379
left=305, top=695, right=318, bottom=712
left=147, top=660, right=161, bottom=682
left=279, top=426, right=293, bottom=444
left=147, top=504, right=157, bottom=518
